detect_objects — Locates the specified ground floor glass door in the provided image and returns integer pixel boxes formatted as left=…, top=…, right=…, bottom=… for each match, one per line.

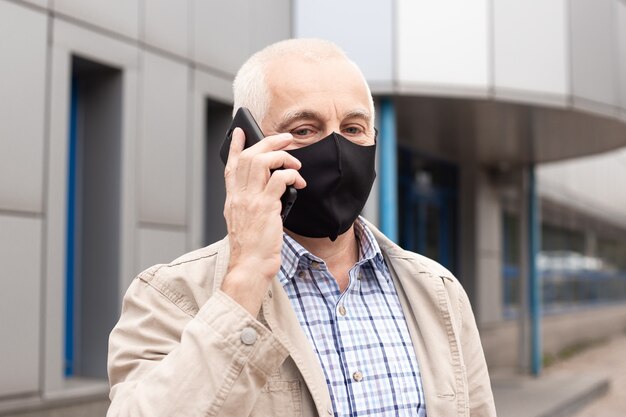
left=398, top=149, right=458, bottom=274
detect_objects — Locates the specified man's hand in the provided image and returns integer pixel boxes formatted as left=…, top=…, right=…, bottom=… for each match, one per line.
left=221, top=128, right=306, bottom=316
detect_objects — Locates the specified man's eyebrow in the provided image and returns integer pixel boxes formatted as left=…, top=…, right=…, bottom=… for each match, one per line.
left=275, top=109, right=372, bottom=132
left=275, top=110, right=324, bottom=132
left=343, top=109, right=372, bottom=123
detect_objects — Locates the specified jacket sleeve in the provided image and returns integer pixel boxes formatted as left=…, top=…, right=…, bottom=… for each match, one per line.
left=456, top=282, right=498, bottom=417
left=107, top=274, right=289, bottom=417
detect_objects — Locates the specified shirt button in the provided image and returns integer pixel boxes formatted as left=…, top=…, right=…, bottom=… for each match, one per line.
left=240, top=327, right=257, bottom=345
left=298, top=271, right=305, bottom=278
left=352, top=371, right=363, bottom=382
left=311, top=261, right=320, bottom=269
left=338, top=305, right=347, bottom=316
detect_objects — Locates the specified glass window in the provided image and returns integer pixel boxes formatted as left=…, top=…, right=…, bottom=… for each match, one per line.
left=502, top=210, right=626, bottom=317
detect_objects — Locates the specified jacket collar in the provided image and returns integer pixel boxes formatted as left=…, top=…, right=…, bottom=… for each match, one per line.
left=209, top=219, right=457, bottom=416
left=362, top=218, right=455, bottom=281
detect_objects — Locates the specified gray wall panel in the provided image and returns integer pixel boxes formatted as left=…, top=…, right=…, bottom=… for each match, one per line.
left=143, top=0, right=190, bottom=58
left=294, top=0, right=392, bottom=87
left=493, top=0, right=569, bottom=100
left=17, top=0, right=49, bottom=8
left=249, top=0, right=291, bottom=55
left=0, top=2, right=47, bottom=213
left=0, top=215, right=41, bottom=397
left=138, top=51, right=189, bottom=226
left=54, top=0, right=140, bottom=40
left=396, top=0, right=490, bottom=95
left=570, top=0, right=618, bottom=109
left=138, top=227, right=187, bottom=272
left=193, top=0, right=290, bottom=75
left=193, top=0, right=248, bottom=74
left=618, top=1, right=626, bottom=113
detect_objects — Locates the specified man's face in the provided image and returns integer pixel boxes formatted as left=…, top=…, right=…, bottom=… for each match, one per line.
left=261, top=57, right=375, bottom=150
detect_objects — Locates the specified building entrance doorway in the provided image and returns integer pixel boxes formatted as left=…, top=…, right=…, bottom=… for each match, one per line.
left=398, top=149, right=458, bottom=274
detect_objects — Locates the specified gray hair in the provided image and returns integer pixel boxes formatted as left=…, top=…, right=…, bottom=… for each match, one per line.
left=232, top=38, right=375, bottom=125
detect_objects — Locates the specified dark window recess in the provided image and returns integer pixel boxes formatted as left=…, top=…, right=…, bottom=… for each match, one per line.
left=204, top=99, right=231, bottom=245
left=66, top=56, right=122, bottom=378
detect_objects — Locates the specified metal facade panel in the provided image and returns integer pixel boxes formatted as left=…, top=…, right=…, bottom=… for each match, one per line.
left=293, top=0, right=393, bottom=89
left=493, top=0, right=569, bottom=100
left=16, top=0, right=49, bottom=8
left=192, top=0, right=290, bottom=75
left=0, top=1, right=47, bottom=213
left=0, top=215, right=41, bottom=396
left=249, top=0, right=291, bottom=55
left=137, top=226, right=187, bottom=272
left=396, top=0, right=490, bottom=94
left=143, top=0, right=190, bottom=58
left=618, top=1, right=626, bottom=115
left=192, top=0, right=249, bottom=75
left=54, top=0, right=139, bottom=40
left=570, top=0, right=618, bottom=111
left=138, top=51, right=189, bottom=226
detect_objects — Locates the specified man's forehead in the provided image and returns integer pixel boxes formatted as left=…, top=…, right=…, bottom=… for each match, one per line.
left=262, top=53, right=374, bottom=129
left=265, top=55, right=364, bottom=88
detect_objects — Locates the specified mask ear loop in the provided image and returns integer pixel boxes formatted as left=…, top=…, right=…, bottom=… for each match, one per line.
left=373, top=127, right=379, bottom=143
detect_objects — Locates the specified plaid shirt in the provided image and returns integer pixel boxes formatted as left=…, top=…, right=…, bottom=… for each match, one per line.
left=278, top=218, right=427, bottom=417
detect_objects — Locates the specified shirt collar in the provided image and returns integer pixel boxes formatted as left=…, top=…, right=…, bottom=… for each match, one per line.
left=278, top=216, right=385, bottom=287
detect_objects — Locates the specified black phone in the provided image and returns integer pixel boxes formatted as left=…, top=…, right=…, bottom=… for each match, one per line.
left=220, top=107, right=297, bottom=222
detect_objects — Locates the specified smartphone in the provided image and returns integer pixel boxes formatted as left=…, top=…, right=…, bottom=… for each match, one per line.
left=220, top=107, right=297, bottom=222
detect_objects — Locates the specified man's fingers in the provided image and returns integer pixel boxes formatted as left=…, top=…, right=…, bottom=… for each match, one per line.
left=249, top=132, right=293, bottom=153
left=245, top=151, right=302, bottom=191
left=265, top=169, right=306, bottom=200
left=224, top=128, right=245, bottom=191
left=236, top=132, right=294, bottom=189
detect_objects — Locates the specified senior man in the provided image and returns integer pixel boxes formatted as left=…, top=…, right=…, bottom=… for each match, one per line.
left=107, top=39, right=496, bottom=417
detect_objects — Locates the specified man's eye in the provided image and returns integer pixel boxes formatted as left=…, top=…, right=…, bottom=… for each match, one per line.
left=344, top=126, right=363, bottom=135
left=293, top=128, right=313, bottom=136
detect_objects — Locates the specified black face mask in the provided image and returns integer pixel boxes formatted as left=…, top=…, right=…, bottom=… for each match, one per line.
left=284, top=132, right=377, bottom=241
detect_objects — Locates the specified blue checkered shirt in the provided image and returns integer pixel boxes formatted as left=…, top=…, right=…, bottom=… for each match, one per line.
left=278, top=218, right=427, bottom=417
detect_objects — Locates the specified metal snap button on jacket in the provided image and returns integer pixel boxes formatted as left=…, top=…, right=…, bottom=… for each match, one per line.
left=240, top=327, right=257, bottom=345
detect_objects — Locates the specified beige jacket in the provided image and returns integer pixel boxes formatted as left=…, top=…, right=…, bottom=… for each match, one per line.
left=107, top=224, right=496, bottom=417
